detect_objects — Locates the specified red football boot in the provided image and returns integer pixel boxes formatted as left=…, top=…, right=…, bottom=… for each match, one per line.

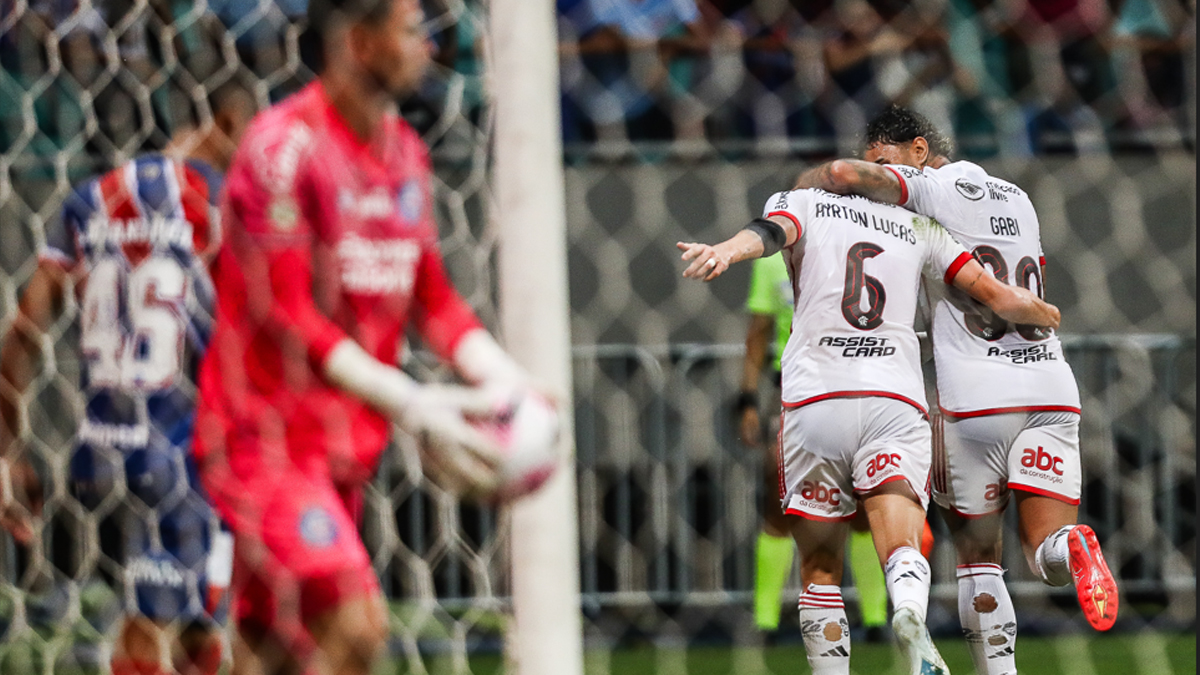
left=1068, top=524, right=1119, bottom=631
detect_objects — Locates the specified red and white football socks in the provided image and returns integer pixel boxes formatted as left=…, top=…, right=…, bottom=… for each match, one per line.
left=798, top=584, right=851, bottom=675
left=884, top=546, right=931, bottom=620
left=957, top=563, right=1017, bottom=675
left=1034, top=525, right=1073, bottom=586
left=1035, top=524, right=1119, bottom=630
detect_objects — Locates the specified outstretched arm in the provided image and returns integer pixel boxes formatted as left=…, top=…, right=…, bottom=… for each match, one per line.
left=677, top=215, right=798, bottom=282
left=953, top=259, right=1060, bottom=330
left=793, top=159, right=905, bottom=205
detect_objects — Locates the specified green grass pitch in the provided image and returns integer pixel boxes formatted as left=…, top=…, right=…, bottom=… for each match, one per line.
left=383, top=633, right=1196, bottom=675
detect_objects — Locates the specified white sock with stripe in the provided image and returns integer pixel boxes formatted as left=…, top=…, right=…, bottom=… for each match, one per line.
left=884, top=546, right=932, bottom=620
left=798, top=584, right=851, bottom=675
left=1034, top=525, right=1074, bottom=586
left=957, top=563, right=1017, bottom=675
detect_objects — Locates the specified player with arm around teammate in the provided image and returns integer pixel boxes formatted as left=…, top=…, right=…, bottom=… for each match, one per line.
left=0, top=82, right=257, bottom=675
left=192, top=1, right=541, bottom=674
left=677, top=185, right=1060, bottom=675
left=739, top=256, right=893, bottom=641
left=793, top=104, right=1120, bottom=674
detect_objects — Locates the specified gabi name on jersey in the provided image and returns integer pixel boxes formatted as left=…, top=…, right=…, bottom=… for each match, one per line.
left=814, top=199, right=917, bottom=245
left=81, top=215, right=194, bottom=249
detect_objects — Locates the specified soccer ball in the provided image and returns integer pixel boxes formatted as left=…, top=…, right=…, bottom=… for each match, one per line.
left=472, top=389, right=560, bottom=503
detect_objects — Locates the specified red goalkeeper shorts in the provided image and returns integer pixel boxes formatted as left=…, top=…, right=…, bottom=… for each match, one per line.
left=198, top=446, right=379, bottom=657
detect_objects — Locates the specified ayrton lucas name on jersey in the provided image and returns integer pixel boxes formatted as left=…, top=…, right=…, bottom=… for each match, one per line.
left=814, top=199, right=917, bottom=245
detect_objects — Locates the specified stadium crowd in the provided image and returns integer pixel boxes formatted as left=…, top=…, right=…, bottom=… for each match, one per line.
left=0, top=0, right=1193, bottom=168
left=556, top=0, right=1195, bottom=155
left=0, top=1, right=1190, bottom=672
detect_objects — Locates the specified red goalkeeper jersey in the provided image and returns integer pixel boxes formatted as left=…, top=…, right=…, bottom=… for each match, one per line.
left=195, top=82, right=482, bottom=484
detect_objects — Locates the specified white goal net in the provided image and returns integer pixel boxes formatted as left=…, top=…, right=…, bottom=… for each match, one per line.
left=0, top=0, right=1194, bottom=674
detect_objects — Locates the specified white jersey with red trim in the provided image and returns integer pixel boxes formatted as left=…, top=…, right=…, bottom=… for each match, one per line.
left=886, top=161, right=1080, bottom=417
left=765, top=188, right=972, bottom=416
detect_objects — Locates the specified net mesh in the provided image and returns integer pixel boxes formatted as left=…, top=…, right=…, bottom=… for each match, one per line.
left=0, top=0, right=1195, bottom=673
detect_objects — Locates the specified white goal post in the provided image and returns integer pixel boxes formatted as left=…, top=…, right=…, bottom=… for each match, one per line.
left=489, top=1, right=585, bottom=674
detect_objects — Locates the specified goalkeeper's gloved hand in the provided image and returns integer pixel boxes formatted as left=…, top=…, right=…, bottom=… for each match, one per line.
left=394, top=383, right=508, bottom=495
left=323, top=339, right=511, bottom=495
left=452, top=327, right=564, bottom=413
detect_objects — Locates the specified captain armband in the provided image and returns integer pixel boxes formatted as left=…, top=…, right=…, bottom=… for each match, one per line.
left=744, top=218, right=787, bottom=258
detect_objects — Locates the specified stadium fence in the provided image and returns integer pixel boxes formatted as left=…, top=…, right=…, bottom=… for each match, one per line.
left=0, top=1, right=1194, bottom=673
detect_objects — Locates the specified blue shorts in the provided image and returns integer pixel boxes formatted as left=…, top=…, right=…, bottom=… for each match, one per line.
left=70, top=441, right=228, bottom=626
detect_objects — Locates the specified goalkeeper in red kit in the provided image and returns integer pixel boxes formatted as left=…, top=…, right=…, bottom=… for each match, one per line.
left=192, top=0, right=532, bottom=673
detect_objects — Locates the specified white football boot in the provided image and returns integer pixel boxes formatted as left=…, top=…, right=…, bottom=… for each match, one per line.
left=893, top=607, right=950, bottom=675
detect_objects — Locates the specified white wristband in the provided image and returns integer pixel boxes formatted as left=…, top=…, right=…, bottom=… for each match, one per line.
left=452, top=328, right=527, bottom=388
left=323, top=339, right=417, bottom=419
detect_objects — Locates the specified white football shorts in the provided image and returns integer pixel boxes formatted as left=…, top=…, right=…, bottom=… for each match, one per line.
left=931, top=410, right=1081, bottom=517
left=779, top=397, right=932, bottom=522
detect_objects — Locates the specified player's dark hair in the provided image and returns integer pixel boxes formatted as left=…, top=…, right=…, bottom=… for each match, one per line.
left=300, top=0, right=397, bottom=73
left=865, top=105, right=953, bottom=159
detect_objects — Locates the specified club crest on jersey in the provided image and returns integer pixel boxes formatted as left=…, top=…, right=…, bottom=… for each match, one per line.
left=397, top=180, right=422, bottom=223
left=299, top=506, right=338, bottom=548
left=955, top=178, right=985, bottom=201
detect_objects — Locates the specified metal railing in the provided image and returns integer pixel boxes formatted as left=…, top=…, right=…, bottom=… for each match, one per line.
left=377, top=334, right=1194, bottom=631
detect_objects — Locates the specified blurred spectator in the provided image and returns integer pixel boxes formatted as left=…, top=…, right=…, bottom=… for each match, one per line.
left=1001, top=0, right=1118, bottom=152
left=1, top=0, right=1193, bottom=158
left=820, top=0, right=911, bottom=154
left=874, top=0, right=963, bottom=145
left=662, top=1, right=743, bottom=152
left=402, top=0, right=489, bottom=142
left=0, top=1, right=246, bottom=194
left=33, top=0, right=158, bottom=160
left=717, top=0, right=831, bottom=151
left=558, top=0, right=710, bottom=152
left=1109, top=0, right=1195, bottom=144
left=940, top=0, right=1032, bottom=156
left=210, top=0, right=306, bottom=97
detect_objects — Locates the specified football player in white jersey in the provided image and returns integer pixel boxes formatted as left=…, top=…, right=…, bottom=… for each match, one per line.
left=677, top=184, right=1060, bottom=675
left=792, top=105, right=1120, bottom=674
